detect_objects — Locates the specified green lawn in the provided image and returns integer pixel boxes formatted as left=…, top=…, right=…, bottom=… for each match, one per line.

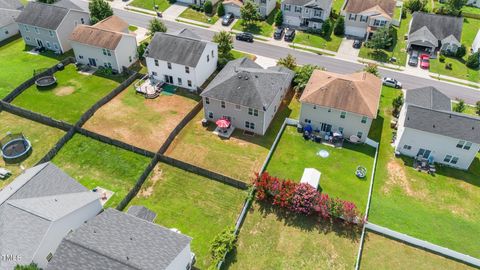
left=166, top=95, right=301, bottom=182
left=224, top=201, right=361, bottom=269
left=179, top=8, right=219, bottom=25
left=232, top=8, right=278, bottom=37
left=463, top=5, right=480, bottom=15
left=332, top=0, right=345, bottom=14
left=360, top=232, right=476, bottom=270
left=0, top=37, right=71, bottom=99
left=229, top=49, right=256, bottom=60
left=293, top=27, right=344, bottom=52
left=368, top=86, right=480, bottom=257
left=265, top=126, right=376, bottom=210
left=128, top=25, right=138, bottom=32
left=127, top=163, right=246, bottom=269
left=128, top=0, right=170, bottom=11
left=359, top=13, right=411, bottom=67
left=52, top=134, right=151, bottom=208
left=13, top=64, right=123, bottom=123
left=0, top=112, right=65, bottom=189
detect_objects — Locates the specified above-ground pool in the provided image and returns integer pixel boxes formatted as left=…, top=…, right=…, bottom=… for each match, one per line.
left=0, top=134, right=32, bottom=163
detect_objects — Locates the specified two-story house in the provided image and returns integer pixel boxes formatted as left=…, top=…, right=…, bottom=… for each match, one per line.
left=281, top=0, right=333, bottom=30
left=15, top=1, right=89, bottom=54
left=144, top=28, right=217, bottom=92
left=342, top=0, right=395, bottom=39
left=0, top=0, right=22, bottom=42
left=222, top=0, right=276, bottom=18
left=394, top=87, right=480, bottom=170
left=299, top=70, right=382, bottom=143
left=200, top=57, right=294, bottom=135
left=69, top=16, right=137, bottom=73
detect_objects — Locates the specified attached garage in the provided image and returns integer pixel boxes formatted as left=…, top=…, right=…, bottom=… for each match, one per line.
left=345, top=26, right=366, bottom=39
left=223, top=0, right=242, bottom=17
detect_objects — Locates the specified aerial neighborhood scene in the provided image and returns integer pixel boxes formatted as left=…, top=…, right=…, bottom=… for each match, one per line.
left=0, top=0, right=480, bottom=267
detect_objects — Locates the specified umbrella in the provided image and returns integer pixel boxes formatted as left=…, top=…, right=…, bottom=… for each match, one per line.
left=216, top=118, right=230, bottom=129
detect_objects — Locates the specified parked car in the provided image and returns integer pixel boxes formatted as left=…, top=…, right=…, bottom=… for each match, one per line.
left=382, top=77, right=402, bottom=88
left=236, top=32, right=254, bottom=42
left=222, top=13, right=234, bottom=26
left=352, top=40, right=362, bottom=49
left=273, top=27, right=284, bottom=40
left=408, top=51, right=419, bottom=66
left=284, top=28, right=295, bottom=42
left=420, top=54, right=430, bottom=69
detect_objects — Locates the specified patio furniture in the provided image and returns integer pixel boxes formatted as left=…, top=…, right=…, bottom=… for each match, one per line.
left=300, top=168, right=321, bottom=190
left=355, top=166, right=367, bottom=178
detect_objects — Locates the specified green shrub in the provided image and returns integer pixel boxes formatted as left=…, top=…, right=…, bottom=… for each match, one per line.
left=445, top=62, right=452, bottom=70
left=210, top=227, right=237, bottom=268
left=333, top=16, right=344, bottom=36
left=439, top=54, right=445, bottom=62
left=321, top=20, right=331, bottom=37
left=217, top=3, right=225, bottom=17
left=204, top=0, right=213, bottom=14
left=466, top=52, right=480, bottom=69
left=455, top=44, right=466, bottom=58
left=274, top=10, right=283, bottom=26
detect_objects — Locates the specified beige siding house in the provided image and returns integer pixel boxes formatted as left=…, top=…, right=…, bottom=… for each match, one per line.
left=394, top=87, right=480, bottom=170
left=70, top=16, right=137, bottom=72
left=16, top=1, right=89, bottom=53
left=201, top=57, right=294, bottom=135
left=299, top=70, right=381, bottom=143
left=342, top=0, right=395, bottom=39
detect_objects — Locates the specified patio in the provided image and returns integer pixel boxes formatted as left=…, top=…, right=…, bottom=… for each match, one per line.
left=135, top=75, right=163, bottom=99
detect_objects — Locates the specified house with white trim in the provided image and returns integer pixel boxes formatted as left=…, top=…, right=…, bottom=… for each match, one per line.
left=223, top=0, right=276, bottom=18
left=0, top=0, right=23, bottom=42
left=342, top=0, right=396, bottom=39
left=281, top=0, right=333, bottom=30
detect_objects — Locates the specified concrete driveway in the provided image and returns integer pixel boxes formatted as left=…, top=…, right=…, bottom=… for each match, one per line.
left=162, top=3, right=188, bottom=20
left=337, top=38, right=360, bottom=61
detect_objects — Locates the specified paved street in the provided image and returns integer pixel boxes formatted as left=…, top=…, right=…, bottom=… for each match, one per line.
left=73, top=0, right=480, bottom=103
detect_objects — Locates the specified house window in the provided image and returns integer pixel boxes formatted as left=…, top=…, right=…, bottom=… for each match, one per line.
left=177, top=78, right=182, bottom=85
left=357, top=131, right=363, bottom=139
left=456, top=140, right=465, bottom=148
left=284, top=4, right=291, bottom=11
left=328, top=108, right=331, bottom=112
left=360, top=15, right=368, bottom=22
left=340, top=112, right=346, bottom=119
left=102, top=49, right=107, bottom=55
left=260, top=0, right=265, bottom=3
left=313, top=105, right=316, bottom=109
left=451, top=157, right=459, bottom=164
left=245, top=121, right=255, bottom=129
left=46, top=41, right=51, bottom=48
left=349, top=14, right=357, bottom=21
left=188, top=80, right=192, bottom=87
left=34, top=27, right=39, bottom=34
left=444, top=155, right=452, bottom=163
left=248, top=108, right=258, bottom=116
left=304, top=118, right=311, bottom=123
left=373, top=20, right=386, bottom=27
left=53, top=43, right=59, bottom=50
left=81, top=18, right=85, bottom=24
left=207, top=55, right=210, bottom=62
left=185, top=66, right=190, bottom=73
left=361, top=116, right=367, bottom=123
left=211, top=50, right=214, bottom=58
left=464, top=142, right=472, bottom=150
left=167, top=62, right=172, bottom=69
left=221, top=101, right=225, bottom=108
left=152, top=71, right=157, bottom=76
left=49, top=30, right=54, bottom=37
left=295, top=6, right=302, bottom=13
left=79, top=55, right=83, bottom=59
left=205, top=97, right=210, bottom=104
left=154, top=59, right=159, bottom=66
left=24, top=25, right=29, bottom=32
left=314, top=9, right=322, bottom=17
left=46, top=253, right=53, bottom=262
left=129, top=56, right=133, bottom=62
left=25, top=36, right=30, bottom=41
left=107, top=50, right=111, bottom=56
left=235, top=104, right=241, bottom=110
left=403, top=145, right=412, bottom=150
left=208, top=111, right=213, bottom=118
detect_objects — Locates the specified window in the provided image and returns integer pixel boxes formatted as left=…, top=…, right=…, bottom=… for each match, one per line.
left=154, top=59, right=159, bottom=66
left=53, top=43, right=59, bottom=50
left=464, top=142, right=472, bottom=150
left=235, top=104, right=241, bottom=110
left=207, top=55, right=210, bottom=62
left=248, top=108, right=258, bottom=116
left=79, top=55, right=83, bottom=59
left=314, top=9, right=322, bottom=17
left=284, top=4, right=291, bottom=11
left=360, top=15, right=368, bottom=22
left=304, top=118, right=311, bottom=123
left=81, top=18, right=85, bottom=24
left=187, top=80, right=192, bottom=87
left=49, top=30, right=54, bottom=37
left=295, top=6, right=302, bottom=12
left=34, top=27, right=39, bottom=34
left=46, top=41, right=51, bottom=48
left=451, top=157, right=459, bottom=164
left=357, top=131, right=363, bottom=139
left=46, top=253, right=53, bottom=262
left=107, top=50, right=111, bottom=56
left=205, top=97, right=210, bottom=104
left=254, top=109, right=258, bottom=116
left=102, top=49, right=107, bottom=55
left=167, top=62, right=172, bottom=69
left=25, top=36, right=30, bottom=41
left=245, top=121, right=255, bottom=129
left=313, top=105, right=317, bottom=109
left=361, top=116, right=367, bottom=123
left=24, top=25, right=29, bottom=32
left=260, top=0, right=266, bottom=3
left=4, top=30, right=8, bottom=35
left=456, top=140, right=465, bottom=148
left=211, top=50, right=214, bottom=58
left=349, top=14, right=357, bottom=21
left=177, top=78, right=182, bottom=85
left=221, top=101, right=225, bottom=108
left=185, top=66, right=190, bottom=73
left=403, top=145, right=412, bottom=150
left=340, top=112, right=346, bottom=119
left=208, top=111, right=213, bottom=118
left=373, top=20, right=386, bottom=26
left=152, top=71, right=157, bottom=76
left=328, top=108, right=331, bottom=112
left=444, top=155, right=452, bottom=163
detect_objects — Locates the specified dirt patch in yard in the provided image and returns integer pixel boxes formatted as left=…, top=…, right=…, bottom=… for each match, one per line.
left=138, top=166, right=163, bottom=198
left=54, top=86, right=75, bottom=96
left=383, top=158, right=426, bottom=199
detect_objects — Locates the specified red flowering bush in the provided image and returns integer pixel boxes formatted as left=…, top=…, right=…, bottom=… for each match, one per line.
left=314, top=194, right=331, bottom=220
left=290, top=183, right=318, bottom=215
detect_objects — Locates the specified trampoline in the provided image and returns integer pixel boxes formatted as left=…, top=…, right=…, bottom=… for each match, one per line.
left=0, top=133, right=32, bottom=163
left=35, top=76, right=57, bottom=87
left=355, top=166, right=367, bottom=179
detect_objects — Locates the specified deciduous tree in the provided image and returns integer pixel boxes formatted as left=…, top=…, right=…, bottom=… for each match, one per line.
left=240, top=1, right=260, bottom=25
left=148, top=18, right=167, bottom=37
left=277, top=54, right=297, bottom=70
left=213, top=31, right=233, bottom=59
left=89, top=0, right=113, bottom=24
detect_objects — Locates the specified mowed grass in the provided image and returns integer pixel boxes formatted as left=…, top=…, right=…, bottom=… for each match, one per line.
left=165, top=95, right=301, bottom=182
left=224, top=201, right=361, bottom=269
left=0, top=112, right=65, bottom=189
left=84, top=81, right=200, bottom=152
left=0, top=37, right=70, bottom=99
left=179, top=8, right=219, bottom=24
left=266, top=126, right=375, bottom=210
left=293, top=22, right=344, bottom=52
left=128, top=0, right=170, bottom=11
left=368, top=86, right=480, bottom=257
left=52, top=134, right=151, bottom=208
left=13, top=65, right=122, bottom=123
left=360, top=232, right=476, bottom=270
left=233, top=8, right=277, bottom=37
left=127, top=163, right=246, bottom=269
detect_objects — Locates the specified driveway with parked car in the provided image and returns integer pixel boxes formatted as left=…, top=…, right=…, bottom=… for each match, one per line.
left=236, top=32, right=254, bottom=42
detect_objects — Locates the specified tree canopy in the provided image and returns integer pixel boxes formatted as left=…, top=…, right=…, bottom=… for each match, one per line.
left=213, top=31, right=233, bottom=59
left=89, top=0, right=113, bottom=24
left=148, top=18, right=167, bottom=37
left=240, top=1, right=260, bottom=25
left=277, top=54, right=297, bottom=70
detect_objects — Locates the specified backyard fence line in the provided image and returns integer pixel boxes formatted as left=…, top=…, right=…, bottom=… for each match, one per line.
left=259, top=118, right=296, bottom=174
left=2, top=57, right=75, bottom=103
left=365, top=222, right=480, bottom=268
left=116, top=155, right=160, bottom=211
left=36, top=127, right=76, bottom=165
left=0, top=101, right=73, bottom=131
left=76, top=128, right=156, bottom=158
left=157, top=155, right=248, bottom=190
left=157, top=101, right=203, bottom=155
left=76, top=71, right=140, bottom=128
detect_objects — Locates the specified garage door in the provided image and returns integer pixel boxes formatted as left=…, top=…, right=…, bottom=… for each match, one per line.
left=223, top=3, right=241, bottom=17
left=345, top=26, right=366, bottom=38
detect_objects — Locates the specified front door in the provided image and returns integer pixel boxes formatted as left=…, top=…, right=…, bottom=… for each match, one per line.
left=88, top=58, right=97, bottom=67
left=416, top=148, right=431, bottom=159
left=36, top=39, right=43, bottom=47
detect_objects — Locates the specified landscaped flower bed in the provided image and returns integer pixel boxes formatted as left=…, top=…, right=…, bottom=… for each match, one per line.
left=254, top=172, right=364, bottom=226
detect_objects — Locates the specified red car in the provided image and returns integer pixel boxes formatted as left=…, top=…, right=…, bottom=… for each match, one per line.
left=420, top=54, right=430, bottom=69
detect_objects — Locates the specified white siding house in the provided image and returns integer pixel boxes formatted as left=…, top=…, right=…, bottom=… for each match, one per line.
left=473, top=30, right=480, bottom=53
left=223, top=0, right=276, bottom=18
left=145, top=29, right=217, bottom=91
left=281, top=0, right=333, bottom=29
left=342, top=0, right=396, bottom=39
left=0, top=8, right=21, bottom=42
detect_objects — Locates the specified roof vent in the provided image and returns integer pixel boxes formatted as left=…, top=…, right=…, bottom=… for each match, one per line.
left=238, top=74, right=242, bottom=79
left=93, top=230, right=96, bottom=233
left=54, top=198, right=58, bottom=202
left=433, top=124, right=435, bottom=128
left=473, top=127, right=475, bottom=130
left=126, top=256, right=129, bottom=261
left=244, top=76, right=249, bottom=80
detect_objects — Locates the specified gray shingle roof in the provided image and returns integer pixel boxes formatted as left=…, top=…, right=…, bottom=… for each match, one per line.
left=405, top=86, right=451, bottom=111
left=0, top=0, right=22, bottom=10
left=408, top=26, right=439, bottom=48
left=15, top=1, right=81, bottom=30
left=144, top=31, right=209, bottom=67
left=0, top=8, right=20, bottom=28
left=53, top=0, right=81, bottom=10
left=201, top=57, right=294, bottom=110
left=282, top=0, right=314, bottom=6
left=47, top=208, right=192, bottom=270
left=409, top=12, right=463, bottom=46
left=175, top=28, right=202, bottom=40
left=127, top=205, right=157, bottom=222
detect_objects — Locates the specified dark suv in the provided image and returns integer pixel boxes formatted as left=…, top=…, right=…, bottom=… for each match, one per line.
left=222, top=13, right=234, bottom=26
left=284, top=28, right=295, bottom=42
left=236, top=32, right=254, bottom=42
left=273, top=27, right=284, bottom=40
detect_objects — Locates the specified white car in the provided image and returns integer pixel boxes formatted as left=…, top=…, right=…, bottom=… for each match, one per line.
left=382, top=77, right=402, bottom=89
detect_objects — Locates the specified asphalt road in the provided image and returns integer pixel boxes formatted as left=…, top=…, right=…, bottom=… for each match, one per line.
left=74, top=0, right=480, bottom=103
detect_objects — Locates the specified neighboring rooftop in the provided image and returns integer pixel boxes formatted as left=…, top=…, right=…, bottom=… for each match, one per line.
left=144, top=30, right=211, bottom=67
left=344, top=0, right=395, bottom=18
left=47, top=208, right=192, bottom=270
left=300, top=70, right=382, bottom=118
left=70, top=25, right=125, bottom=50
left=0, top=0, right=22, bottom=10
left=405, top=86, right=451, bottom=111
left=409, top=12, right=463, bottom=44
left=16, top=1, right=85, bottom=30
left=0, top=8, right=21, bottom=27
left=94, top=15, right=129, bottom=33
left=223, top=0, right=243, bottom=7
left=53, top=0, right=81, bottom=10
left=127, top=205, right=157, bottom=222
left=201, top=57, right=295, bottom=110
